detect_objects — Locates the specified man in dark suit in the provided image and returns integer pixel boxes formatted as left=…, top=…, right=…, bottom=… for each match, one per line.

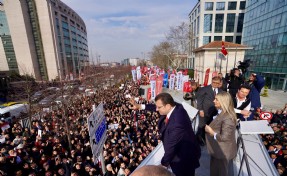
left=196, top=76, right=223, bottom=144
left=130, top=93, right=201, bottom=176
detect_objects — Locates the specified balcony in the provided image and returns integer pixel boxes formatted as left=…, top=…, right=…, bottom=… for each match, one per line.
left=135, top=87, right=279, bottom=176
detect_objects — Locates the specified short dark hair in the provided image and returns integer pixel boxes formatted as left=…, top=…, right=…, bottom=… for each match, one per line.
left=239, top=84, right=251, bottom=91
left=155, top=93, right=176, bottom=107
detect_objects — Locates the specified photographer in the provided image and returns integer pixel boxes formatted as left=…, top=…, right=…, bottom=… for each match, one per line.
left=226, top=68, right=244, bottom=97
left=247, top=73, right=265, bottom=120
left=183, top=82, right=200, bottom=108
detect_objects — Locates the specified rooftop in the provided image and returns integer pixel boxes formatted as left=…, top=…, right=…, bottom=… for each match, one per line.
left=193, top=41, right=252, bottom=52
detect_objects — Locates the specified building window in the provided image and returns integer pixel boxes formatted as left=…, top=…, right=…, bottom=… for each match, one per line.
left=197, top=16, right=200, bottom=35
left=228, top=2, right=237, bottom=10
left=198, top=5, right=200, bottom=14
left=237, top=13, right=244, bottom=32
left=203, top=36, right=211, bottom=45
left=225, top=36, right=233, bottom=42
left=215, top=14, right=224, bottom=33
left=205, top=2, right=213, bottom=11
left=216, top=2, right=225, bottom=10
left=226, top=14, right=235, bottom=32
left=204, top=14, right=212, bottom=33
left=236, top=36, right=242, bottom=44
left=240, top=1, right=246, bottom=10
left=214, top=36, right=222, bottom=41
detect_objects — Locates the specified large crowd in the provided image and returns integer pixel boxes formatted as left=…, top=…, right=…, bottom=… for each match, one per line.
left=259, top=104, right=287, bottom=176
left=0, top=80, right=161, bottom=176
left=0, top=72, right=287, bottom=176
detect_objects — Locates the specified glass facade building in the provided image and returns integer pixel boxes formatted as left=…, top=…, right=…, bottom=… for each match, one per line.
left=242, top=0, right=287, bottom=90
left=0, top=6, right=18, bottom=73
left=2, top=0, right=89, bottom=80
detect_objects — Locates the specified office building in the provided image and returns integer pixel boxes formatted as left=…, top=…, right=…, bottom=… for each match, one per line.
left=188, top=0, right=246, bottom=69
left=242, top=0, right=287, bottom=91
left=0, top=3, right=18, bottom=73
left=1, top=0, right=89, bottom=80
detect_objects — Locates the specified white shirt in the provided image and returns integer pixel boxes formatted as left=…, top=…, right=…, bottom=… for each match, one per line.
left=234, top=95, right=251, bottom=113
left=141, top=104, right=175, bottom=120
left=166, top=106, right=176, bottom=119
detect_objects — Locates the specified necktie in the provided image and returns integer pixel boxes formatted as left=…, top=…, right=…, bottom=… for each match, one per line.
left=165, top=116, right=169, bottom=124
left=213, top=88, right=216, bottom=96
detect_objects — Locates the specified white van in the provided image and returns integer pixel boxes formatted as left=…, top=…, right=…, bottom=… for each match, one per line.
left=0, top=103, right=29, bottom=123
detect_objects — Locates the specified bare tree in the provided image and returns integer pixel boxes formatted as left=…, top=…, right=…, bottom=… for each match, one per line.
left=150, top=41, right=174, bottom=69
left=150, top=22, right=190, bottom=70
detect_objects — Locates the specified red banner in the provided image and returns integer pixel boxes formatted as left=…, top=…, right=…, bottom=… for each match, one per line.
left=183, top=81, right=192, bottom=93
left=147, top=88, right=151, bottom=101
left=156, top=75, right=164, bottom=96
left=203, top=68, right=210, bottom=86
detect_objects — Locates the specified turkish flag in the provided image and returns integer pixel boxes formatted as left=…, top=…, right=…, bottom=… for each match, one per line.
left=221, top=41, right=228, bottom=56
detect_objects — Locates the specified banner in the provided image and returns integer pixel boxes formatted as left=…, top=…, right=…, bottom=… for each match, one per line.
left=136, top=66, right=141, bottom=80
left=131, top=68, right=136, bottom=82
left=169, top=74, right=175, bottom=90
left=182, top=75, right=189, bottom=91
left=176, top=71, right=183, bottom=90
left=150, top=75, right=157, bottom=100
left=156, top=75, right=164, bottom=96
left=147, top=88, right=151, bottom=101
left=183, top=81, right=192, bottom=93
left=163, top=73, right=169, bottom=88
left=203, top=68, right=210, bottom=86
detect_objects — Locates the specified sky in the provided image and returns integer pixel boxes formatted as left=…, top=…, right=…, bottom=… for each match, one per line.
left=61, top=0, right=197, bottom=63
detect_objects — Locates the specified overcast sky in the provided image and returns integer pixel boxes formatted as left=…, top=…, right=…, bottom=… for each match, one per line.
left=61, top=0, right=197, bottom=63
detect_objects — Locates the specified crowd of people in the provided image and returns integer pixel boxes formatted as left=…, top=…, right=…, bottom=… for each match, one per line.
left=1, top=68, right=287, bottom=176
left=0, top=80, right=162, bottom=176
left=260, top=104, right=287, bottom=176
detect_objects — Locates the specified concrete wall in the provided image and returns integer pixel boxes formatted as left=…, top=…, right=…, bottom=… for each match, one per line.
left=35, top=0, right=59, bottom=80
left=194, top=49, right=245, bottom=84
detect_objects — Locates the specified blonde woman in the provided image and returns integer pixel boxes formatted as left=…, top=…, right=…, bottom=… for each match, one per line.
left=205, top=92, right=237, bottom=176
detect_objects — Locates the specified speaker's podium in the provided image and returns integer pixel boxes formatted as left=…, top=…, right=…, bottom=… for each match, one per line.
left=235, top=120, right=279, bottom=176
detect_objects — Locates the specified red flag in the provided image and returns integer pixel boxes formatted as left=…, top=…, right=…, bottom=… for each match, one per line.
left=221, top=41, right=228, bottom=56
left=203, top=68, right=210, bottom=86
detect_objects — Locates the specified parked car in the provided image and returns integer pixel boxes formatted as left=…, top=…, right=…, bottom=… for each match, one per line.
left=38, top=94, right=57, bottom=107
left=31, top=91, right=45, bottom=103
left=54, top=95, right=69, bottom=105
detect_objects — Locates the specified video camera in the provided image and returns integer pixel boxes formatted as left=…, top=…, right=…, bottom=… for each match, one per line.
left=237, top=59, right=251, bottom=75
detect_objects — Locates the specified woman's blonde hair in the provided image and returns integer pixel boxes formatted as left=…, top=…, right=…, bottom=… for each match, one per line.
left=216, top=92, right=237, bottom=123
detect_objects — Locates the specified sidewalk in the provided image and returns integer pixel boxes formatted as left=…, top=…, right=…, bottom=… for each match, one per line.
left=261, top=89, right=287, bottom=111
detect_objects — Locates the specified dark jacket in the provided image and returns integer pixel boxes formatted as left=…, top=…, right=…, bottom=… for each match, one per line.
left=146, top=103, right=201, bottom=176
left=197, top=85, right=223, bottom=124
left=248, top=75, right=265, bottom=109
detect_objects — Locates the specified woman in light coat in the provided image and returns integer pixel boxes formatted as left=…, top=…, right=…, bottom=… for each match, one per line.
left=205, top=92, right=237, bottom=176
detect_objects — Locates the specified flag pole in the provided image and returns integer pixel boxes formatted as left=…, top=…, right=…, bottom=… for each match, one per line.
left=234, top=47, right=238, bottom=68
left=225, top=45, right=229, bottom=74
left=222, top=47, right=224, bottom=73
left=215, top=50, right=217, bottom=72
